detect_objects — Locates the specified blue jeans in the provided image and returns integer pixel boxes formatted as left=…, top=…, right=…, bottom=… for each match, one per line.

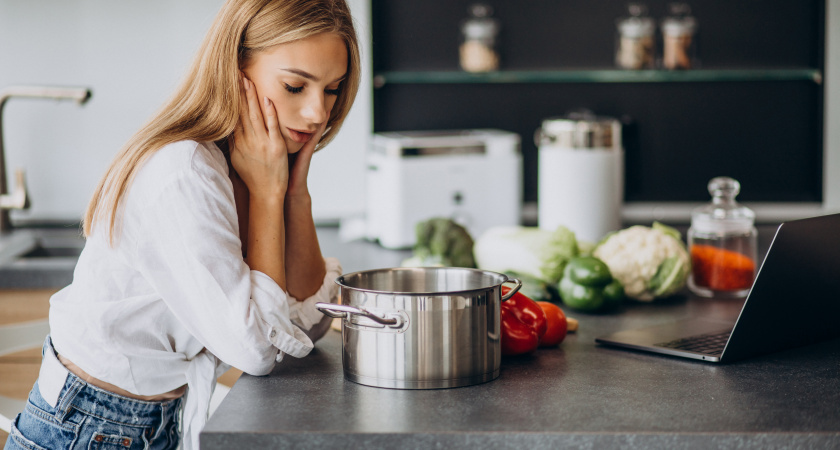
left=5, top=338, right=182, bottom=450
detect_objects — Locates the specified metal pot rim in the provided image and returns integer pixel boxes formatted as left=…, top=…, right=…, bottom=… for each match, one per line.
left=334, top=266, right=515, bottom=296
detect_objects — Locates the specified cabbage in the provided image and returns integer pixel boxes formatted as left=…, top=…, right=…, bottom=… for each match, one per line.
left=474, top=225, right=579, bottom=285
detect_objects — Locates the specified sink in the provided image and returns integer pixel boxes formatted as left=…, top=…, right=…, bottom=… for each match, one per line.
left=20, top=244, right=83, bottom=258
left=0, top=228, right=85, bottom=288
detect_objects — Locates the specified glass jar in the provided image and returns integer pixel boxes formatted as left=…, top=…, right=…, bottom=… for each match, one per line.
left=661, top=2, right=697, bottom=70
left=615, top=3, right=655, bottom=70
left=688, top=177, right=758, bottom=298
left=459, top=3, right=500, bottom=73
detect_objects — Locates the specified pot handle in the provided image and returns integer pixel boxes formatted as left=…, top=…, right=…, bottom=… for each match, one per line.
left=315, top=302, right=403, bottom=327
left=500, top=278, right=523, bottom=302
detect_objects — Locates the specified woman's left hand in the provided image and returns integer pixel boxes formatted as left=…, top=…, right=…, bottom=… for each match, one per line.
left=282, top=119, right=329, bottom=300
left=286, top=120, right=328, bottom=200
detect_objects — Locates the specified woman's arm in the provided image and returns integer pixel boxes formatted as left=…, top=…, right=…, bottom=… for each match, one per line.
left=284, top=195, right=326, bottom=300
left=283, top=146, right=327, bottom=300
left=232, top=77, right=289, bottom=289
left=232, top=75, right=328, bottom=297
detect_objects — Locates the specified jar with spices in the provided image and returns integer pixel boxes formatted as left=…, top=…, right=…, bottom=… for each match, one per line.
left=459, top=3, right=500, bottom=73
left=661, top=2, right=697, bottom=70
left=615, top=3, right=655, bottom=70
left=688, top=177, right=758, bottom=298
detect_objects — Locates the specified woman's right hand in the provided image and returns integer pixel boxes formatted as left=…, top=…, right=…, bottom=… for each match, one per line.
left=231, top=75, right=289, bottom=199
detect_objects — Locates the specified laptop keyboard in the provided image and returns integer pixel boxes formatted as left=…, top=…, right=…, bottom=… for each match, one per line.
left=655, top=330, right=732, bottom=356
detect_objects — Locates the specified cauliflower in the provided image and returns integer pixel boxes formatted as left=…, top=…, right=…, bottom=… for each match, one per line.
left=592, top=222, right=690, bottom=301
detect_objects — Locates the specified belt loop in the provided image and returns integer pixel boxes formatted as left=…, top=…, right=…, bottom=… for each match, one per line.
left=54, top=378, right=83, bottom=422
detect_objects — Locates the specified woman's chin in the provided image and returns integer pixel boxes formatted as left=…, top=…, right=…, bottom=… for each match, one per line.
left=285, top=139, right=304, bottom=154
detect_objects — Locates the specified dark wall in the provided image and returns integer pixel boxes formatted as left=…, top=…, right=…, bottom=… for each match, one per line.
left=371, top=0, right=825, bottom=204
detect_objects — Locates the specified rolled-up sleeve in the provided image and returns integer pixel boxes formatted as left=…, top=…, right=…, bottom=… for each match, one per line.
left=130, top=149, right=315, bottom=375
left=249, top=270, right=314, bottom=360
left=285, top=257, right=342, bottom=330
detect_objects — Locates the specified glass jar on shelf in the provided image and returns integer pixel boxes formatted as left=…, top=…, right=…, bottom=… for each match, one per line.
left=661, top=2, right=698, bottom=70
left=459, top=3, right=500, bottom=73
left=688, top=176, right=758, bottom=298
left=615, top=3, right=655, bottom=70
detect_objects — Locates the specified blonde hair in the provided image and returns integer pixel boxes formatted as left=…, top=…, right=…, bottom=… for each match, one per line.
left=83, top=0, right=361, bottom=242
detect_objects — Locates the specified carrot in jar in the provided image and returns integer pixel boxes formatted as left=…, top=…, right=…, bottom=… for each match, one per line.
left=690, top=244, right=755, bottom=291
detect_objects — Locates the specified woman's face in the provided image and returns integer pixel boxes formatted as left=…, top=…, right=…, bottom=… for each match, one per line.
left=242, top=32, right=348, bottom=153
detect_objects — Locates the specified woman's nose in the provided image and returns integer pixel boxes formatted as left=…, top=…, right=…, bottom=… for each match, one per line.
left=301, top=92, right=328, bottom=124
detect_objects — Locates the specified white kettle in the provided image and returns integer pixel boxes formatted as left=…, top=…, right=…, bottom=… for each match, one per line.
left=536, top=111, right=624, bottom=243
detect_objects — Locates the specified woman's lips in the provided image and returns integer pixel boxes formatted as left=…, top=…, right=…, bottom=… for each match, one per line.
left=288, top=128, right=314, bottom=143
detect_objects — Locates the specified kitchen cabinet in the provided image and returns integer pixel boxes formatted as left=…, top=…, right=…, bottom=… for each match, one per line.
left=0, top=288, right=56, bottom=445
left=370, top=0, right=829, bottom=222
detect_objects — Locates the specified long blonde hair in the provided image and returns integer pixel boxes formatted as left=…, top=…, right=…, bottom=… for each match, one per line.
left=83, top=0, right=361, bottom=242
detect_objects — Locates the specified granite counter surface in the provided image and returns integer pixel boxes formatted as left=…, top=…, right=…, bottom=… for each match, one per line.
left=201, top=227, right=840, bottom=449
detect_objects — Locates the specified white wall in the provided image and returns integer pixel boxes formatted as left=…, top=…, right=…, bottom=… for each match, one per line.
left=311, top=0, right=370, bottom=222
left=824, top=0, right=840, bottom=210
left=0, top=0, right=370, bottom=224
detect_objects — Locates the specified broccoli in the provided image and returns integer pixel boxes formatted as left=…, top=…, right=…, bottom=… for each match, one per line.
left=401, top=218, right=476, bottom=268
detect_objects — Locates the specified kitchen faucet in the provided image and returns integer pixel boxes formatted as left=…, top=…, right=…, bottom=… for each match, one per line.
left=0, top=85, right=92, bottom=232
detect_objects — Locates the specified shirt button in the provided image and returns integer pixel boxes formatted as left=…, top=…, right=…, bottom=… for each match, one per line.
left=270, top=330, right=276, bottom=338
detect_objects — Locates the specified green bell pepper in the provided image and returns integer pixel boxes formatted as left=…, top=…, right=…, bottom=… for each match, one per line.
left=558, top=256, right=624, bottom=312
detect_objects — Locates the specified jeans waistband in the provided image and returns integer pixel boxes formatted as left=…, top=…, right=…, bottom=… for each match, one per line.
left=40, top=336, right=181, bottom=426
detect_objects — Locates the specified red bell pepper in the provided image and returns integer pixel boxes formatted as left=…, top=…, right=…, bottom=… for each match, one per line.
left=500, top=286, right=547, bottom=355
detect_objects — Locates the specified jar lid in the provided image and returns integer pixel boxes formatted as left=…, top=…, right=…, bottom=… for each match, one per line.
left=691, top=177, right=755, bottom=234
left=661, top=16, right=697, bottom=36
left=661, top=3, right=696, bottom=36
left=617, top=16, right=655, bottom=38
left=535, top=110, right=622, bottom=150
left=461, top=3, right=499, bottom=39
left=462, top=19, right=499, bottom=39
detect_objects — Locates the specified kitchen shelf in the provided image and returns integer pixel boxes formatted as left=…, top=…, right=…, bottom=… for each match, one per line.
left=373, top=68, right=822, bottom=88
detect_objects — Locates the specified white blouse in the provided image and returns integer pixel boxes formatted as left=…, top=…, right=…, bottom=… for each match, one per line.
left=48, top=140, right=339, bottom=450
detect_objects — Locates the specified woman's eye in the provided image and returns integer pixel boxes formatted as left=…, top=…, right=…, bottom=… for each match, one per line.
left=284, top=84, right=304, bottom=94
left=325, top=87, right=342, bottom=96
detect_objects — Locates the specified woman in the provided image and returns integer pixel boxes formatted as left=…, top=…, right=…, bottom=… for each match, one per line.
left=6, top=0, right=360, bottom=449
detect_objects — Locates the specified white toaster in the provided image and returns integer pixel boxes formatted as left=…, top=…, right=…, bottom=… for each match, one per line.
left=365, top=129, right=522, bottom=249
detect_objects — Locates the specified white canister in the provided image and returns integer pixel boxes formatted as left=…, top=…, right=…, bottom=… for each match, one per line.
left=536, top=112, right=624, bottom=243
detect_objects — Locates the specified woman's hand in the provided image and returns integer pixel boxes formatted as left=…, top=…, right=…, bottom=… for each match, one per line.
left=285, top=117, right=328, bottom=200
left=231, top=76, right=289, bottom=199
left=282, top=118, right=328, bottom=300
left=232, top=75, right=289, bottom=288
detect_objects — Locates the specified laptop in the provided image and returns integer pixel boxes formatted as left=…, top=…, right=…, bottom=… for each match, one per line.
left=595, top=213, right=840, bottom=363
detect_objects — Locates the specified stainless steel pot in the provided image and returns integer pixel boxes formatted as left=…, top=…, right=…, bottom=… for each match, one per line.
left=316, top=267, right=521, bottom=389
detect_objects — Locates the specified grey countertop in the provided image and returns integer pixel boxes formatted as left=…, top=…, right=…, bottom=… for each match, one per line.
left=201, top=226, right=840, bottom=449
